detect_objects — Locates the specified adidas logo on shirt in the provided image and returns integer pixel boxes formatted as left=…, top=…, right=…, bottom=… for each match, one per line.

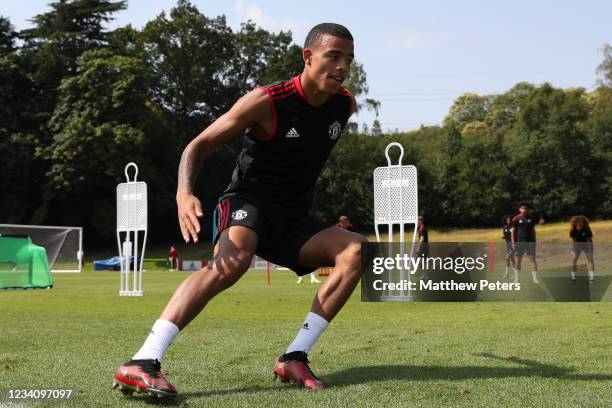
left=285, top=127, right=300, bottom=138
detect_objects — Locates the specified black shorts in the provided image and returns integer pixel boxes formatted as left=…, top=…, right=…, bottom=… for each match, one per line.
left=515, top=242, right=536, bottom=257
left=574, top=242, right=594, bottom=257
left=505, top=242, right=514, bottom=256
left=213, top=195, right=330, bottom=275
left=417, top=242, right=429, bottom=257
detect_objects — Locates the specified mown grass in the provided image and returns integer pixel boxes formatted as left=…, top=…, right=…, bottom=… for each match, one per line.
left=1, top=268, right=611, bottom=407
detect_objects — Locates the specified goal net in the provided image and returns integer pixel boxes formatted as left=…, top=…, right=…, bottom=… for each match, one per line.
left=0, top=224, right=83, bottom=272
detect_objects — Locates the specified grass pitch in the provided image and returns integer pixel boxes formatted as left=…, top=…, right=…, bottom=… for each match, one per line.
left=1, top=269, right=611, bottom=407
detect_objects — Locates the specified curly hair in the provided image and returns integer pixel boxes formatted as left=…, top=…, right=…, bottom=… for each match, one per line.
left=570, top=215, right=590, bottom=233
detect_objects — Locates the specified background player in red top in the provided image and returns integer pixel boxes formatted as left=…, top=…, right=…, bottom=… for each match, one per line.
left=336, top=215, right=353, bottom=231
left=168, top=246, right=177, bottom=270
left=113, top=23, right=364, bottom=398
left=569, top=215, right=595, bottom=282
left=511, top=202, right=539, bottom=284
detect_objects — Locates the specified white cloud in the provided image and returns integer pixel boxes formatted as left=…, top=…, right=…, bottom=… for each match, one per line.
left=233, top=0, right=311, bottom=43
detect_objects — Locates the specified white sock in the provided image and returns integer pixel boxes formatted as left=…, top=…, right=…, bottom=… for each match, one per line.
left=514, top=269, right=519, bottom=278
left=532, top=271, right=538, bottom=279
left=571, top=271, right=576, bottom=280
left=505, top=266, right=509, bottom=274
left=588, top=271, right=595, bottom=280
left=133, top=319, right=179, bottom=362
left=286, top=312, right=329, bottom=354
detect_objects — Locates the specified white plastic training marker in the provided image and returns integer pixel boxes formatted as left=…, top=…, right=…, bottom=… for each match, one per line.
left=116, top=162, right=147, bottom=296
left=373, top=142, right=419, bottom=301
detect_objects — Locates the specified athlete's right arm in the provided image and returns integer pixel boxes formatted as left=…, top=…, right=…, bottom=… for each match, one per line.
left=176, top=88, right=272, bottom=243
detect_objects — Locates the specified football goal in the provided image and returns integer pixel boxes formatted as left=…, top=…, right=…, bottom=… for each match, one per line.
left=0, top=224, right=83, bottom=273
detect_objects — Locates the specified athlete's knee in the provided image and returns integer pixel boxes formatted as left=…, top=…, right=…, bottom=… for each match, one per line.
left=207, top=249, right=253, bottom=288
left=336, top=235, right=368, bottom=270
left=222, top=249, right=253, bottom=275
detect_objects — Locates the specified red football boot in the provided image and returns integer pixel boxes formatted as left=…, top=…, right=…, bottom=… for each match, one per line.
left=273, top=351, right=327, bottom=390
left=112, top=359, right=177, bottom=398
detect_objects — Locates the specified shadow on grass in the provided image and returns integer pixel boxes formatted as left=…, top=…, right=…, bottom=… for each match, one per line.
left=323, top=353, right=612, bottom=386
left=125, top=385, right=288, bottom=406
left=125, top=353, right=611, bottom=405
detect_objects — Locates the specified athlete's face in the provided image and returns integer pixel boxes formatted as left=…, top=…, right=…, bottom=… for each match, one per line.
left=519, top=206, right=528, bottom=214
left=304, top=35, right=354, bottom=94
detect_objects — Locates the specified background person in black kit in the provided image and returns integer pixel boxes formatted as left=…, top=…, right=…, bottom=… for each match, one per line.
left=501, top=215, right=516, bottom=279
left=511, top=203, right=539, bottom=284
left=569, top=215, right=596, bottom=282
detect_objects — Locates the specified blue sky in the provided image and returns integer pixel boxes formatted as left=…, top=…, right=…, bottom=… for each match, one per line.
left=2, top=0, right=610, bottom=131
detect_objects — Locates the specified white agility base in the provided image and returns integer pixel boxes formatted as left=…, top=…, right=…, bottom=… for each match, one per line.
left=116, top=163, right=147, bottom=296
left=0, top=224, right=83, bottom=273
left=373, top=142, right=419, bottom=301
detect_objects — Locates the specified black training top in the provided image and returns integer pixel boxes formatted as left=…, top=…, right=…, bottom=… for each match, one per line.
left=503, top=225, right=512, bottom=243
left=223, top=75, right=353, bottom=212
left=570, top=228, right=593, bottom=242
left=512, top=213, right=536, bottom=242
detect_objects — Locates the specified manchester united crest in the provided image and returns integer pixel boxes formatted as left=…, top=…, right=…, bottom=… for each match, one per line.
left=328, top=121, right=342, bottom=140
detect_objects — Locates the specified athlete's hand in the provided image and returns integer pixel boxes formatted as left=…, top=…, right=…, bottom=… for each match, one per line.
left=177, top=192, right=204, bottom=243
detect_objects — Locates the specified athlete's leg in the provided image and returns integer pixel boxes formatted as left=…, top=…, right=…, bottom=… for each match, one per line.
left=509, top=250, right=516, bottom=268
left=515, top=253, right=523, bottom=271
left=570, top=250, right=579, bottom=281
left=114, top=226, right=257, bottom=397
left=273, top=227, right=365, bottom=389
left=298, top=227, right=366, bottom=321
left=527, top=245, right=539, bottom=283
left=586, top=251, right=595, bottom=281
left=528, top=255, right=538, bottom=272
left=160, top=226, right=257, bottom=329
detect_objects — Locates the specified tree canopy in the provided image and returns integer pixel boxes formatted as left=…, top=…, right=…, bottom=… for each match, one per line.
left=1, top=1, right=611, bottom=246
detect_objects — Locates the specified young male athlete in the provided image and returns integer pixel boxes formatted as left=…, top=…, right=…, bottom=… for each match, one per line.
left=112, top=23, right=365, bottom=398
left=511, top=203, right=539, bottom=284
left=569, top=215, right=595, bottom=282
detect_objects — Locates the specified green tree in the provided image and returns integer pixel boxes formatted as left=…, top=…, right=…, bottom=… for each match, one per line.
left=312, top=133, right=409, bottom=227
left=141, top=0, right=235, bottom=144
left=260, top=43, right=304, bottom=84
left=0, top=16, right=17, bottom=55
left=444, top=93, right=492, bottom=130
left=485, top=82, right=536, bottom=129
left=344, top=61, right=380, bottom=116
left=506, top=84, right=593, bottom=218
left=431, top=123, right=463, bottom=224
left=0, top=17, right=42, bottom=222
left=230, top=21, right=296, bottom=91
left=41, top=49, right=174, bottom=239
left=21, top=0, right=126, bottom=91
left=453, top=125, right=512, bottom=223
left=585, top=86, right=612, bottom=215
left=596, top=43, right=612, bottom=87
